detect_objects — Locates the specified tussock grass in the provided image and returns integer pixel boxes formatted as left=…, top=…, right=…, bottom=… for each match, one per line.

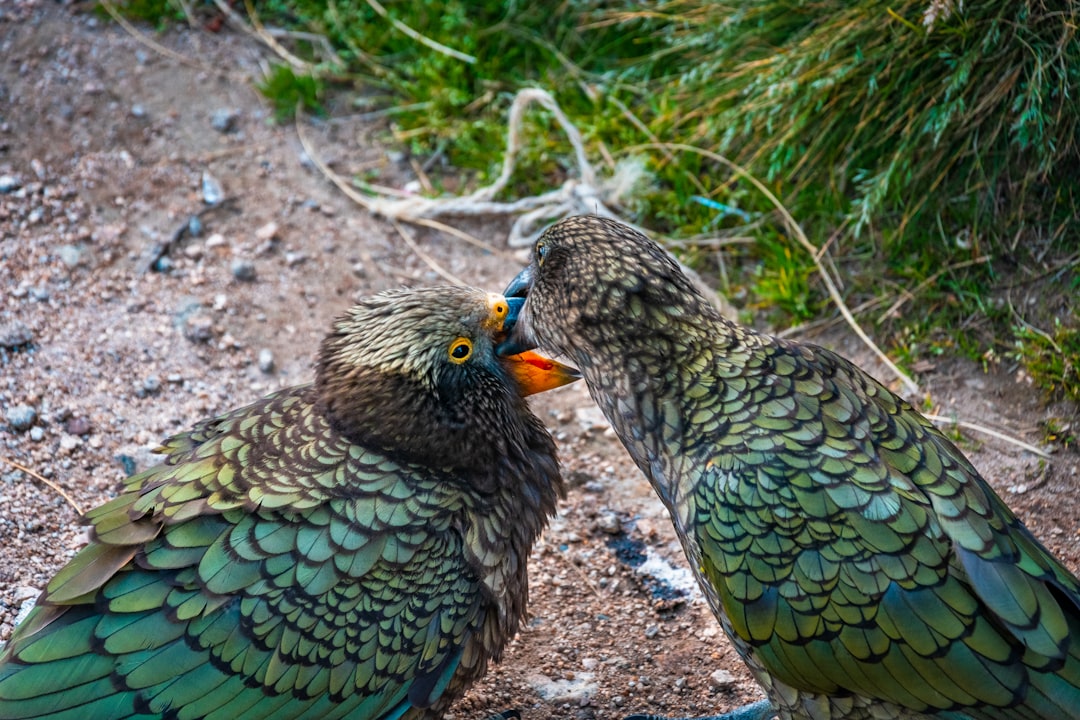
left=111, top=0, right=1080, bottom=403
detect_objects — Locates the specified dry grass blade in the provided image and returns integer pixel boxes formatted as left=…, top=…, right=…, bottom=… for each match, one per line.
left=634, top=142, right=920, bottom=398
left=99, top=0, right=213, bottom=71
left=923, top=415, right=1052, bottom=460
left=391, top=220, right=465, bottom=286
left=0, top=456, right=85, bottom=516
left=876, top=256, right=992, bottom=324
left=364, top=0, right=476, bottom=64
left=293, top=111, right=505, bottom=257
left=242, top=0, right=313, bottom=71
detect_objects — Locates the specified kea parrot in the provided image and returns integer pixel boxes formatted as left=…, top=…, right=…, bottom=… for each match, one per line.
left=497, top=215, right=1080, bottom=720
left=0, top=285, right=579, bottom=720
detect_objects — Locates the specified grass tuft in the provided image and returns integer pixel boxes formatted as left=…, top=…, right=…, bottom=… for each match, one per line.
left=108, top=0, right=1080, bottom=402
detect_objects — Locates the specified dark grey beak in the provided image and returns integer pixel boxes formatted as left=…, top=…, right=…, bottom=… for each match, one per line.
left=497, top=267, right=536, bottom=356
left=503, top=265, right=533, bottom=300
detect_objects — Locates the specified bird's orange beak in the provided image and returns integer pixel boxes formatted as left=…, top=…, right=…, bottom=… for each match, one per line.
left=501, top=351, right=580, bottom=396
left=486, top=292, right=579, bottom=396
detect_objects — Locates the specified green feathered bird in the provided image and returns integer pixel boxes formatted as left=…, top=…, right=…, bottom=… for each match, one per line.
left=498, top=215, right=1080, bottom=720
left=0, top=285, right=579, bottom=720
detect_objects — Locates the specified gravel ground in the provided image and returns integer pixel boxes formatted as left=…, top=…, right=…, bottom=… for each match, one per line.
left=1, top=5, right=1078, bottom=719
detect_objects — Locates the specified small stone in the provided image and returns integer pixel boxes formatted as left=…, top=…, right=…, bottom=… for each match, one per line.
left=182, top=314, right=214, bottom=343
left=57, top=244, right=84, bottom=267
left=131, top=104, right=147, bottom=118
left=258, top=348, right=275, bottom=374
left=140, top=375, right=162, bottom=396
left=5, top=405, right=37, bottom=432
left=183, top=243, right=204, bottom=259
left=0, top=321, right=33, bottom=348
left=210, top=108, right=239, bottom=133
left=65, top=417, right=92, bottom=435
left=351, top=261, right=366, bottom=278
left=202, top=172, right=224, bottom=206
left=596, top=512, right=622, bottom=535
left=575, top=406, right=611, bottom=432
left=0, top=175, right=20, bottom=194
left=231, top=259, right=256, bottom=282
left=644, top=624, right=660, bottom=639
left=205, top=233, right=227, bottom=248
left=709, top=669, right=737, bottom=690
left=29, top=427, right=45, bottom=442
left=255, top=221, right=279, bottom=242
left=187, top=215, right=203, bottom=237
left=284, top=251, right=307, bottom=267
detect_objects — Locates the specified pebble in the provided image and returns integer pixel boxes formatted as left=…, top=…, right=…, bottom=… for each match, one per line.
left=65, top=417, right=92, bottom=435
left=138, top=375, right=162, bottom=397
left=5, top=405, right=37, bottom=432
left=255, top=221, right=279, bottom=242
left=182, top=314, right=214, bottom=343
left=596, top=512, right=622, bottom=535
left=231, top=259, right=256, bottom=282
left=210, top=108, right=239, bottom=133
left=0, top=321, right=33, bottom=348
left=709, top=669, right=737, bottom=690
left=57, top=244, right=83, bottom=267
left=644, top=624, right=660, bottom=639
left=285, top=251, right=307, bottom=267
left=351, top=261, right=366, bottom=278
left=131, top=104, right=147, bottom=118
left=258, top=348, right=275, bottom=374
left=575, top=406, right=611, bottom=432
left=187, top=215, right=203, bottom=237
left=0, top=175, right=20, bottom=194
left=29, top=427, right=44, bottom=442
left=202, top=172, right=224, bottom=206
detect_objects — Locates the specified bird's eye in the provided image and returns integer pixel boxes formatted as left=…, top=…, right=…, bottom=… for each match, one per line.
left=535, top=240, right=548, bottom=266
left=448, top=338, right=473, bottom=364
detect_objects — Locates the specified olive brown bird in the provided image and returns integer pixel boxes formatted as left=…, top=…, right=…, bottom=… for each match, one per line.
left=497, top=215, right=1080, bottom=720
left=0, top=285, right=579, bottom=720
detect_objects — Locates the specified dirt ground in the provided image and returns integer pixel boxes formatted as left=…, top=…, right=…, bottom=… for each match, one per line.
left=1, top=5, right=1078, bottom=719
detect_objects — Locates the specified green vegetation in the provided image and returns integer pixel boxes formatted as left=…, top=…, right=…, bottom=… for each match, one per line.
left=111, top=0, right=1080, bottom=403
left=257, top=63, right=324, bottom=121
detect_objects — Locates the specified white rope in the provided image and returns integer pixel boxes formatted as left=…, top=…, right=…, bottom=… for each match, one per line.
left=365, top=88, right=645, bottom=247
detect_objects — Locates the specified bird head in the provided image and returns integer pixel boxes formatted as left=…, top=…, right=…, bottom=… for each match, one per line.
left=497, top=215, right=708, bottom=369
left=316, top=285, right=578, bottom=469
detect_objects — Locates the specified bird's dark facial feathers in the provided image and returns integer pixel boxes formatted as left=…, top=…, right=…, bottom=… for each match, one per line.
left=315, top=286, right=550, bottom=474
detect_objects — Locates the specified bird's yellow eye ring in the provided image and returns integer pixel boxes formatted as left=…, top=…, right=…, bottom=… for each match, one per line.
left=449, top=337, right=473, bottom=364
left=535, top=240, right=547, bottom=266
